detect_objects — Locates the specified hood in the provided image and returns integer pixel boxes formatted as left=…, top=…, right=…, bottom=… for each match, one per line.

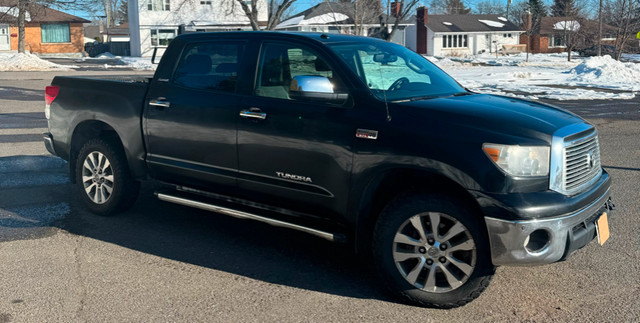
left=395, top=93, right=584, bottom=144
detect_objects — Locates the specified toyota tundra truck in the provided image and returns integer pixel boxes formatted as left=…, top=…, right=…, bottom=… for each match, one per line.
left=43, top=32, right=614, bottom=308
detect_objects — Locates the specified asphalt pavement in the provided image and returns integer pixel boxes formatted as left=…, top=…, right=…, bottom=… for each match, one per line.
left=0, top=71, right=638, bottom=322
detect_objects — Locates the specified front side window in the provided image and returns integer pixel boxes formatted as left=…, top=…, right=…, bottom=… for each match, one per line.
left=148, top=0, right=170, bottom=11
left=255, top=42, right=344, bottom=101
left=41, top=24, right=70, bottom=43
left=150, top=29, right=176, bottom=47
left=173, top=42, right=244, bottom=93
left=330, top=42, right=466, bottom=101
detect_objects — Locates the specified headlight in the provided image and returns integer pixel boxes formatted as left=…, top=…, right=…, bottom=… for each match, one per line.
left=483, top=144, right=550, bottom=177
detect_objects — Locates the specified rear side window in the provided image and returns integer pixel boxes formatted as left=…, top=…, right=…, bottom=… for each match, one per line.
left=173, top=42, right=245, bottom=93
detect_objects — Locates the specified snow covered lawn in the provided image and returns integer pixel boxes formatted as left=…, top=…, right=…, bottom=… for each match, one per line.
left=75, top=53, right=156, bottom=71
left=430, top=53, right=640, bottom=100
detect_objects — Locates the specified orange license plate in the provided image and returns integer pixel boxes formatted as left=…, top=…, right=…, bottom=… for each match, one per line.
left=596, top=212, right=610, bottom=246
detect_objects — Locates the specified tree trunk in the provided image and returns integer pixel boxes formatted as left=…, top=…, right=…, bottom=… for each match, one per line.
left=17, top=0, right=27, bottom=53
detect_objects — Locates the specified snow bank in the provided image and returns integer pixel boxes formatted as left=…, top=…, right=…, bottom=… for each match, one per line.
left=0, top=53, right=73, bottom=71
left=568, top=55, right=640, bottom=90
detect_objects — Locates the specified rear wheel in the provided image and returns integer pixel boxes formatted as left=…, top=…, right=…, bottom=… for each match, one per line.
left=76, top=138, right=139, bottom=216
left=373, top=194, right=495, bottom=308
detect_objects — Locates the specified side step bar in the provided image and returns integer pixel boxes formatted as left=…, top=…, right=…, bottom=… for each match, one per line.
left=156, top=193, right=339, bottom=242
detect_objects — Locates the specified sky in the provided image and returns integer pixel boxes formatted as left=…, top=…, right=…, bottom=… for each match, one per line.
left=59, top=0, right=573, bottom=22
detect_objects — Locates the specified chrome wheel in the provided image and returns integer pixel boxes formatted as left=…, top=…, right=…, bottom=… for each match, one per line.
left=81, top=151, right=114, bottom=205
left=392, top=212, right=476, bottom=293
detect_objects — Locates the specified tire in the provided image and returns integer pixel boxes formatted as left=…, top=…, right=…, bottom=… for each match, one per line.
left=76, top=138, right=140, bottom=216
left=373, top=193, right=495, bottom=308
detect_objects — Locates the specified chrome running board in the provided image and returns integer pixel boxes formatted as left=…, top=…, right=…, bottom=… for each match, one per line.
left=156, top=193, right=338, bottom=242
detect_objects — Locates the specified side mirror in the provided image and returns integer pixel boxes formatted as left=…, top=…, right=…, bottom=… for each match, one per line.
left=289, top=75, right=349, bottom=105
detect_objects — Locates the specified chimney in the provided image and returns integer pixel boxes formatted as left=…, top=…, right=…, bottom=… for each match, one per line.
left=390, top=2, right=402, bottom=17
left=416, top=7, right=428, bottom=54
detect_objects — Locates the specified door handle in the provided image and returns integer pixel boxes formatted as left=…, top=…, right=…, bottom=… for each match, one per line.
left=149, top=98, right=171, bottom=108
left=240, top=108, right=267, bottom=120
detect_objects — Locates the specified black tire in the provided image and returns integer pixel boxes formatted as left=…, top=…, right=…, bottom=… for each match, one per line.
left=373, top=193, right=495, bottom=308
left=76, top=138, right=140, bottom=216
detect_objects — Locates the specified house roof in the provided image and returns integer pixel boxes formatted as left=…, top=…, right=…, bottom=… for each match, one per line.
left=278, top=2, right=409, bottom=28
left=0, top=1, right=90, bottom=24
left=539, top=17, right=617, bottom=35
left=424, top=14, right=522, bottom=33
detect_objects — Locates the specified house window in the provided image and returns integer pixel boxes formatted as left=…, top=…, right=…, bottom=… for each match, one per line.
left=442, top=34, right=468, bottom=48
left=550, top=35, right=566, bottom=48
left=148, top=0, right=170, bottom=11
left=41, top=24, right=70, bottom=43
left=200, top=0, right=212, bottom=4
left=151, top=29, right=177, bottom=47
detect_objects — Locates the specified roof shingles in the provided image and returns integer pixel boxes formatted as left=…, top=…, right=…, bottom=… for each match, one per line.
left=425, top=14, right=521, bottom=33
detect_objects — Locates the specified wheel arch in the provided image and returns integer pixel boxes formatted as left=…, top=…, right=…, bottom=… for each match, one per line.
left=354, top=167, right=485, bottom=254
left=69, top=120, right=145, bottom=183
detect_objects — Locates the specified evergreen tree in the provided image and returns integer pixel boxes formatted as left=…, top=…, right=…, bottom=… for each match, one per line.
left=529, top=0, right=547, bottom=33
left=550, top=0, right=577, bottom=17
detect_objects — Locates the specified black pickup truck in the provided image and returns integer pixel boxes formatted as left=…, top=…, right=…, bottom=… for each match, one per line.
left=44, top=32, right=614, bottom=308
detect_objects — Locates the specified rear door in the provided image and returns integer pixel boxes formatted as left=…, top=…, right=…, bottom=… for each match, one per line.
left=144, top=40, right=247, bottom=192
left=236, top=40, right=356, bottom=219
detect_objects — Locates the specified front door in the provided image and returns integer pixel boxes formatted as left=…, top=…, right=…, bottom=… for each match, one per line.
left=237, top=41, right=355, bottom=219
left=0, top=25, right=10, bottom=51
left=144, top=40, right=247, bottom=193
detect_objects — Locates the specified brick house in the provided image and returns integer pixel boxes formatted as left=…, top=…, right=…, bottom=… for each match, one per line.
left=521, top=17, right=618, bottom=53
left=0, top=1, right=90, bottom=54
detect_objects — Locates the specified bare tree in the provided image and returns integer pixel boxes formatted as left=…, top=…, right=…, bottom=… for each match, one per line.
left=607, top=0, right=640, bottom=59
left=223, top=0, right=298, bottom=30
left=380, top=0, right=420, bottom=41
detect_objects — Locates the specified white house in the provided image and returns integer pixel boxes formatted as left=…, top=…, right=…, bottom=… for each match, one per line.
left=276, top=2, right=412, bottom=47
left=128, top=0, right=268, bottom=57
left=406, top=8, right=524, bottom=56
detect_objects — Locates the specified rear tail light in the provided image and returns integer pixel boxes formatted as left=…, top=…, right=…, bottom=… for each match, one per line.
left=45, top=86, right=59, bottom=119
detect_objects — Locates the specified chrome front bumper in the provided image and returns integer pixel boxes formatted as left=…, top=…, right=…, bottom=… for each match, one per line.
left=485, top=187, right=612, bottom=266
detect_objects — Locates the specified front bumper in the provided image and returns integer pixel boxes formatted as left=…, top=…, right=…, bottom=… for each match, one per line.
left=484, top=183, right=613, bottom=266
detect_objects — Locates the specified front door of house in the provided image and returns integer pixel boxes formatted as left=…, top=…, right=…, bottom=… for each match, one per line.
left=0, top=25, right=10, bottom=51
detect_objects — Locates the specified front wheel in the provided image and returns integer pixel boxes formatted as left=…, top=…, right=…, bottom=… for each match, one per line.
left=76, top=138, right=139, bottom=216
left=373, top=194, right=495, bottom=308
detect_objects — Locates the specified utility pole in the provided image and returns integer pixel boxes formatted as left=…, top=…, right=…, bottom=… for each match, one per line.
left=598, top=0, right=603, bottom=56
left=506, top=0, right=511, bottom=21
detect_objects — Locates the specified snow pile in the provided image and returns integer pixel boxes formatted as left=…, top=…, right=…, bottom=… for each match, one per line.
left=430, top=52, right=640, bottom=100
left=120, top=57, right=156, bottom=71
left=0, top=53, right=73, bottom=71
left=568, top=55, right=640, bottom=90
left=478, top=19, right=504, bottom=28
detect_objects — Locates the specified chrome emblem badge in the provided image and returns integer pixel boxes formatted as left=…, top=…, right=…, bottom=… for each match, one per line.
left=586, top=150, right=595, bottom=169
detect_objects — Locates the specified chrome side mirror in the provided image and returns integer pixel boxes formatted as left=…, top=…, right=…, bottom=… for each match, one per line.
left=290, top=75, right=349, bottom=104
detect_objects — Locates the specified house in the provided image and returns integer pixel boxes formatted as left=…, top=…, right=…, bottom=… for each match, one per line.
left=128, top=0, right=268, bottom=57
left=275, top=2, right=412, bottom=46
left=522, top=17, right=618, bottom=53
left=0, top=0, right=90, bottom=54
left=406, top=7, right=524, bottom=56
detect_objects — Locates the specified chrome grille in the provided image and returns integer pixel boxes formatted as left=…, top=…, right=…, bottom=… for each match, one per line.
left=564, top=134, right=601, bottom=193
left=550, top=124, right=602, bottom=196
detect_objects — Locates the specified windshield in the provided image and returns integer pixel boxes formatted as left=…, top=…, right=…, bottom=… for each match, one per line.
left=329, top=42, right=466, bottom=101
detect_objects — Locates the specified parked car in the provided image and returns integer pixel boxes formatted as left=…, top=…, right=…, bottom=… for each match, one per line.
left=578, top=45, right=616, bottom=57
left=44, top=32, right=614, bottom=308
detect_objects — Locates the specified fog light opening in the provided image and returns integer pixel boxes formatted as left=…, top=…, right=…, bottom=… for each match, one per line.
left=524, top=229, right=551, bottom=254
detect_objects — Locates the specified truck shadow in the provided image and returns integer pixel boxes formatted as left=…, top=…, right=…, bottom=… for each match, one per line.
left=55, top=182, right=388, bottom=302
